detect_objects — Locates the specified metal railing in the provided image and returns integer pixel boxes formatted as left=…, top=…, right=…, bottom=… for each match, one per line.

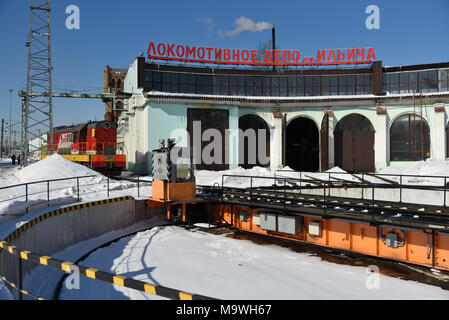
left=0, top=175, right=152, bottom=219
left=218, top=172, right=449, bottom=214
left=275, top=169, right=449, bottom=207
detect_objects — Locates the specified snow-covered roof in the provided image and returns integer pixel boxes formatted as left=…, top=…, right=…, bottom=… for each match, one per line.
left=145, top=90, right=449, bottom=106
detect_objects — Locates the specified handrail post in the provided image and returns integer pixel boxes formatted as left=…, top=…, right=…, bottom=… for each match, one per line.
left=284, top=178, right=287, bottom=213
left=47, top=180, right=50, bottom=206
left=77, top=177, right=80, bottom=202
left=371, top=183, right=375, bottom=224
left=323, top=181, right=327, bottom=219
left=250, top=177, right=253, bottom=207
left=221, top=175, right=224, bottom=200
left=17, top=255, right=22, bottom=300
left=299, top=171, right=302, bottom=195
left=361, top=173, right=364, bottom=200
left=137, top=176, right=140, bottom=198
left=443, top=177, right=446, bottom=207
left=107, top=177, right=110, bottom=198
left=399, top=175, right=403, bottom=206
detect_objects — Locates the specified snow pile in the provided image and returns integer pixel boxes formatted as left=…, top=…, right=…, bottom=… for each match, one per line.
left=196, top=165, right=364, bottom=188
left=57, top=226, right=449, bottom=300
left=381, top=159, right=449, bottom=177
left=11, top=154, right=103, bottom=184
left=0, top=155, right=149, bottom=220
left=379, top=159, right=449, bottom=184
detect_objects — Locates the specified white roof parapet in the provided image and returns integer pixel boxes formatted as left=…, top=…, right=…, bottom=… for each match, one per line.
left=145, top=90, right=449, bottom=107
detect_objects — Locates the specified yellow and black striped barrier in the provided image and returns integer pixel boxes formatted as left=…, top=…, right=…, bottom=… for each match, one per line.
left=4, top=196, right=133, bottom=243
left=0, top=196, right=216, bottom=300
left=0, top=240, right=215, bottom=300
left=0, top=275, right=45, bottom=300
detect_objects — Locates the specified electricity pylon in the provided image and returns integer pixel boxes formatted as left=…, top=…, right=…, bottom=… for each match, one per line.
left=22, top=0, right=53, bottom=166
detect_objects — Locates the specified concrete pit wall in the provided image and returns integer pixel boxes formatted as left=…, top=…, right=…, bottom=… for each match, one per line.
left=0, top=196, right=166, bottom=299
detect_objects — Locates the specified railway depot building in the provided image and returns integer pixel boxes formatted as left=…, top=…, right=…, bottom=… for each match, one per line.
left=120, top=49, right=449, bottom=175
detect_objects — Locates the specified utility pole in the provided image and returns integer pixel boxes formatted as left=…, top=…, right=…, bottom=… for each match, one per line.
left=23, top=0, right=53, bottom=167
left=13, top=130, right=17, bottom=151
left=9, top=89, right=12, bottom=155
left=272, top=25, right=276, bottom=71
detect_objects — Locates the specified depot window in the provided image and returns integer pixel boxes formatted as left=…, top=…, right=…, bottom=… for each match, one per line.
left=383, top=69, right=446, bottom=94
left=144, top=70, right=372, bottom=97
left=390, top=114, right=430, bottom=161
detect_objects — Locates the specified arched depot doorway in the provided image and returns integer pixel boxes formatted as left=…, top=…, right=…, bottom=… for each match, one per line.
left=334, top=113, right=375, bottom=172
left=238, top=114, right=270, bottom=169
left=286, top=117, right=319, bottom=172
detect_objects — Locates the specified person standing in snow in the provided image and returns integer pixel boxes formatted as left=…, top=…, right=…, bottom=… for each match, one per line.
left=11, top=154, right=16, bottom=165
left=17, top=154, right=20, bottom=165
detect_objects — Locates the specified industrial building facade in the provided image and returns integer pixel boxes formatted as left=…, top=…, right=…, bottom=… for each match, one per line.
left=120, top=55, right=449, bottom=175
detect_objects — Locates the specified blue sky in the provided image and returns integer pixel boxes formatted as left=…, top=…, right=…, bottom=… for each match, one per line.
left=0, top=0, right=448, bottom=135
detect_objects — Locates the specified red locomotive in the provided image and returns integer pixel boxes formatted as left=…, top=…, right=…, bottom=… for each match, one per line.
left=42, top=120, right=126, bottom=175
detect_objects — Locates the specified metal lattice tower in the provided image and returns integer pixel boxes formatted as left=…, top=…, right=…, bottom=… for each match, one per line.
left=22, top=0, right=53, bottom=166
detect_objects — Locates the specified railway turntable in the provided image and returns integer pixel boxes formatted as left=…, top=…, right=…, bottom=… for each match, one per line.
left=149, top=157, right=449, bottom=271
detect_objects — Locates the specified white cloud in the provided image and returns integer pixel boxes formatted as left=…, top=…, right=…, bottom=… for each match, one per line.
left=198, top=17, right=217, bottom=37
left=220, top=16, right=274, bottom=37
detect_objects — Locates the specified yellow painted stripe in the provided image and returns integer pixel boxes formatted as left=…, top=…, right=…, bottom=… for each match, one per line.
left=179, top=292, right=193, bottom=300
left=144, top=283, right=157, bottom=295
left=8, top=246, right=16, bottom=254
left=20, top=251, right=31, bottom=260
left=85, top=268, right=98, bottom=279
left=40, top=256, right=50, bottom=265
left=61, top=262, right=73, bottom=272
left=0, top=241, right=5, bottom=249
left=113, top=275, right=126, bottom=286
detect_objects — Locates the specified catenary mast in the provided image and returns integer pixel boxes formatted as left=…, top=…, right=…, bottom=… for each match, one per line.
left=22, top=0, right=54, bottom=166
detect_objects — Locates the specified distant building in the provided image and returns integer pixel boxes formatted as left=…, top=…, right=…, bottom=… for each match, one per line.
left=103, top=66, right=127, bottom=123
left=28, top=133, right=47, bottom=158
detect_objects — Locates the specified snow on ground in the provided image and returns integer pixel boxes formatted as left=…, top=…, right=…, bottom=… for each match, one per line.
left=195, top=166, right=274, bottom=188
left=2, top=156, right=449, bottom=299
left=195, top=158, right=449, bottom=188
left=379, top=159, right=449, bottom=185
left=58, top=225, right=449, bottom=300
left=10, top=153, right=103, bottom=183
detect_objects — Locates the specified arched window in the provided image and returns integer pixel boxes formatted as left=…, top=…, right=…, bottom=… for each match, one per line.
left=117, top=78, right=122, bottom=89
left=110, top=78, right=116, bottom=89
left=390, top=114, right=430, bottom=161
